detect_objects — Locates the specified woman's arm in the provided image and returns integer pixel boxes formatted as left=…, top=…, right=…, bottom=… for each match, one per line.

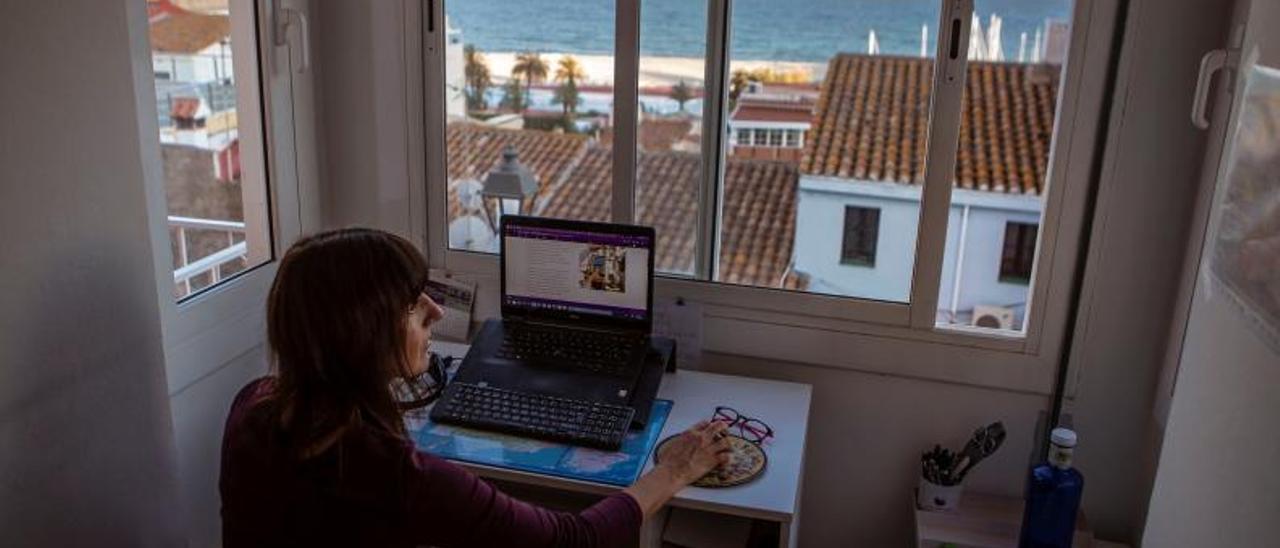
left=402, top=421, right=730, bottom=548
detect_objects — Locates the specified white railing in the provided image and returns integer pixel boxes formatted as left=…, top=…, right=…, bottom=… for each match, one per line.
left=169, top=215, right=248, bottom=297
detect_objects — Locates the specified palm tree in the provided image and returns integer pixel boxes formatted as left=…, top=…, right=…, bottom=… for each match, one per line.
left=554, top=55, right=587, bottom=87
left=669, top=79, right=695, bottom=112
left=499, top=79, right=526, bottom=112
left=551, top=79, right=581, bottom=119
left=511, top=51, right=549, bottom=113
left=463, top=45, right=492, bottom=111
left=553, top=56, right=587, bottom=118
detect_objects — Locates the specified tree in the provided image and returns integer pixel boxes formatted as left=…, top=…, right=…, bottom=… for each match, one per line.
left=551, top=79, right=581, bottom=119
left=554, top=55, right=587, bottom=87
left=463, top=45, right=493, bottom=111
left=669, top=79, right=695, bottom=112
left=728, top=69, right=758, bottom=112
left=511, top=51, right=549, bottom=113
left=553, top=56, right=587, bottom=118
left=499, top=79, right=526, bottom=112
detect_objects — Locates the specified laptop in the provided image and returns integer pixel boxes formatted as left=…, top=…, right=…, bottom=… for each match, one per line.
left=450, top=215, right=656, bottom=409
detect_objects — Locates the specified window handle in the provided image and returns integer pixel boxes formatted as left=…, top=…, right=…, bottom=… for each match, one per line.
left=1191, top=48, right=1235, bottom=130
left=274, top=3, right=310, bottom=74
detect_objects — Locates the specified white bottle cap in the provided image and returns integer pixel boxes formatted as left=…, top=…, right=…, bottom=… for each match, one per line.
left=1050, top=428, right=1077, bottom=448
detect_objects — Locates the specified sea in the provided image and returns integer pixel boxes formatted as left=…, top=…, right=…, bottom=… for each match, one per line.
left=447, top=0, right=1074, bottom=62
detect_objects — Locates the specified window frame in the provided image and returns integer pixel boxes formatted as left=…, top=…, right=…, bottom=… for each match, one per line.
left=137, top=0, right=319, bottom=394
left=419, top=0, right=1120, bottom=393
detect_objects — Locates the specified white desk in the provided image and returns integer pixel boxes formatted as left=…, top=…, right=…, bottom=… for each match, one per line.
left=429, top=341, right=812, bottom=548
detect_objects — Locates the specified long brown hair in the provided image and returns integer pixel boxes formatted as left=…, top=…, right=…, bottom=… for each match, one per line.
left=264, top=228, right=428, bottom=455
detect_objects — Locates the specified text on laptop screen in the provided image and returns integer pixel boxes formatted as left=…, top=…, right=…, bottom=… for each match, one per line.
left=504, top=225, right=652, bottom=321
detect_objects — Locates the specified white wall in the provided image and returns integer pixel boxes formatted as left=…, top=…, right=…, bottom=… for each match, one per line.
left=315, top=0, right=418, bottom=238
left=1065, top=0, right=1231, bottom=540
left=937, top=196, right=1042, bottom=328
left=153, top=46, right=235, bottom=84
left=1142, top=1, right=1280, bottom=543
left=797, top=177, right=1041, bottom=323
left=0, top=0, right=183, bottom=544
left=795, top=177, right=922, bottom=301
left=694, top=352, right=1049, bottom=546
left=169, top=345, right=268, bottom=547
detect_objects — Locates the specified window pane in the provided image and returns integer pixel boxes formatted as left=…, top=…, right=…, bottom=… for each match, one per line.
left=935, top=1, right=1074, bottom=332
left=718, top=0, right=939, bottom=300
left=150, top=0, right=271, bottom=300
left=634, top=0, right=708, bottom=275
left=841, top=206, right=880, bottom=266
left=443, top=1, right=615, bottom=253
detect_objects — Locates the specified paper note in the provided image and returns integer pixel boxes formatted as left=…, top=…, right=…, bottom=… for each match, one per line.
left=653, top=298, right=703, bottom=369
left=424, top=269, right=476, bottom=342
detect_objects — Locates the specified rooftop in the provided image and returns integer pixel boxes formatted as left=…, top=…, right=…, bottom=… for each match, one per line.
left=801, top=53, right=1059, bottom=195
left=731, top=98, right=815, bottom=125
left=148, top=0, right=229, bottom=54
left=445, top=124, right=801, bottom=289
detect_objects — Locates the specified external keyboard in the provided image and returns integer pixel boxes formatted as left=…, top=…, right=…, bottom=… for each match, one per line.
left=429, top=383, right=635, bottom=450
left=497, top=326, right=640, bottom=377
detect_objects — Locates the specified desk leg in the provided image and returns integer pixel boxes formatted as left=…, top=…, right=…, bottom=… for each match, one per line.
left=639, top=506, right=669, bottom=548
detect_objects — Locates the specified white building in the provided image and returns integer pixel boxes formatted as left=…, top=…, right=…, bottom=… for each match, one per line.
left=445, top=17, right=467, bottom=119
left=727, top=82, right=819, bottom=163
left=792, top=54, right=1061, bottom=330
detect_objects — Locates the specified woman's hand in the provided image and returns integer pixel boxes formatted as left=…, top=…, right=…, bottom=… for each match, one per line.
left=623, top=421, right=733, bottom=517
left=656, top=420, right=733, bottom=485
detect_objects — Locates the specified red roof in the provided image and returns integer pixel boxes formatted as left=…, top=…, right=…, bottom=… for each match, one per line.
left=535, top=148, right=801, bottom=288
left=148, top=1, right=229, bottom=54
left=731, top=99, right=814, bottom=124
left=802, top=53, right=1059, bottom=195
left=445, top=124, right=802, bottom=289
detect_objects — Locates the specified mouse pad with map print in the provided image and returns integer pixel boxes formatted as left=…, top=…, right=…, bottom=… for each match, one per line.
left=654, top=434, right=766, bottom=488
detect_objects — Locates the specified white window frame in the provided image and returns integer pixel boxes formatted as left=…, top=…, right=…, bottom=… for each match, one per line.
left=418, top=0, right=1120, bottom=393
left=137, top=0, right=321, bottom=394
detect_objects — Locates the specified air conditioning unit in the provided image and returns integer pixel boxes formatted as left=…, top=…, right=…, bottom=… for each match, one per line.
left=972, top=305, right=1016, bottom=330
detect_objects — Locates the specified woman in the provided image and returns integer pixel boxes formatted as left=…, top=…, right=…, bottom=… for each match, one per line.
left=220, top=228, right=730, bottom=547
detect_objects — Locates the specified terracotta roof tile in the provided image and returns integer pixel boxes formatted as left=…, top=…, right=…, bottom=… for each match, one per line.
left=731, top=99, right=814, bottom=124
left=444, top=124, right=589, bottom=219
left=149, top=7, right=229, bottom=54
left=801, top=53, right=1058, bottom=195
left=531, top=145, right=799, bottom=288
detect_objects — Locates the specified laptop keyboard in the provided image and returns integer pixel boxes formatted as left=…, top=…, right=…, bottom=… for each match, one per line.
left=497, top=325, right=640, bottom=377
left=429, top=383, right=635, bottom=450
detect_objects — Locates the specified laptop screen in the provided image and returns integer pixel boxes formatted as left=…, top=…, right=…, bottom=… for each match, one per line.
left=502, top=219, right=653, bottom=324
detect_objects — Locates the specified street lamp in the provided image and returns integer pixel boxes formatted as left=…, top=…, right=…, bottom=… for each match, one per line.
left=482, top=145, right=538, bottom=220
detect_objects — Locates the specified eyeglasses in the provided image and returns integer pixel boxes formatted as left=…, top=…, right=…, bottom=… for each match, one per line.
left=711, top=406, right=774, bottom=445
left=396, top=353, right=456, bottom=410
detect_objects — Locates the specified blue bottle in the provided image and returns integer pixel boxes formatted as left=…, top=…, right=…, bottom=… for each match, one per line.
left=1019, top=428, right=1084, bottom=548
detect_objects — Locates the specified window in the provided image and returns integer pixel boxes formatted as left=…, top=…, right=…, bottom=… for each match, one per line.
left=784, top=129, right=800, bottom=148
left=841, top=206, right=880, bottom=266
left=935, top=0, right=1075, bottom=332
left=426, top=0, right=1101, bottom=352
left=440, top=0, right=616, bottom=254
left=999, top=222, right=1038, bottom=284
left=149, top=0, right=271, bottom=300
left=753, top=129, right=769, bottom=146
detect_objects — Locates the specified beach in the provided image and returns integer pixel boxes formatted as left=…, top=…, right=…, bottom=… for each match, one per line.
left=480, top=51, right=827, bottom=88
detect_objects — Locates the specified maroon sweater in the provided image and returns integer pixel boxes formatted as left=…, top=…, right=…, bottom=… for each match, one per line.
left=220, top=378, right=642, bottom=547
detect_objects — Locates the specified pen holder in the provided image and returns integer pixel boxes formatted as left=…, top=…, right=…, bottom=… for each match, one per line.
left=917, top=477, right=963, bottom=512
